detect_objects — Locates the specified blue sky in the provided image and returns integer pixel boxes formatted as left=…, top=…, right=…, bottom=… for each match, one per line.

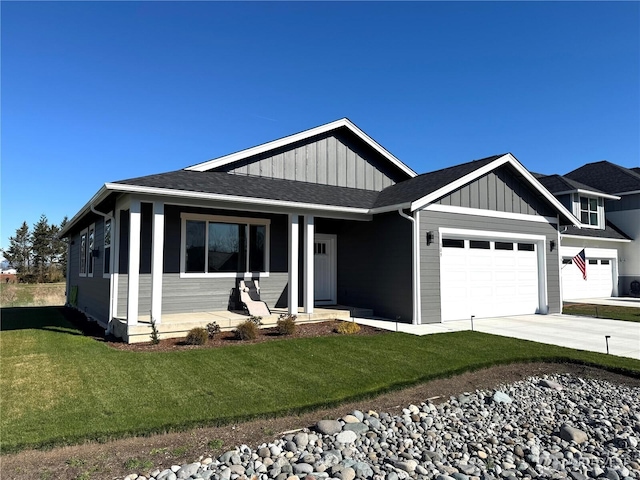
left=2, top=1, right=639, bottom=251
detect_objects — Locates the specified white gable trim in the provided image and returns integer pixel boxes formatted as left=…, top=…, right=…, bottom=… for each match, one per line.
left=552, top=189, right=620, bottom=200
left=424, top=204, right=558, bottom=224
left=410, top=153, right=579, bottom=226
left=184, top=118, right=417, bottom=178
left=561, top=234, right=631, bottom=243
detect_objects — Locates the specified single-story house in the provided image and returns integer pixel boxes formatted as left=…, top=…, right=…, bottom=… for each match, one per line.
left=60, top=118, right=579, bottom=342
left=536, top=162, right=640, bottom=299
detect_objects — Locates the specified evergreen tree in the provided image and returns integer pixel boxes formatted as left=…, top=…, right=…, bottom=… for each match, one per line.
left=1, top=221, right=32, bottom=275
left=31, top=214, right=52, bottom=282
left=51, top=216, right=69, bottom=278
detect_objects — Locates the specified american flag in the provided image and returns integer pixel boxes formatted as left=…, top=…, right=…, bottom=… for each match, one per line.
left=573, top=249, right=587, bottom=280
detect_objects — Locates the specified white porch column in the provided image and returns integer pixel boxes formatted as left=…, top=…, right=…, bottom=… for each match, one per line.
left=151, top=202, right=165, bottom=324
left=303, top=215, right=314, bottom=314
left=127, top=199, right=141, bottom=326
left=288, top=213, right=299, bottom=315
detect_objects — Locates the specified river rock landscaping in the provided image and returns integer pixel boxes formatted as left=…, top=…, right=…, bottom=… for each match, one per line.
left=122, top=374, right=640, bottom=480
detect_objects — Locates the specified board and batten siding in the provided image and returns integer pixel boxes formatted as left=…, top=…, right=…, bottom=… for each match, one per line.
left=437, top=166, right=556, bottom=217
left=325, top=213, right=413, bottom=322
left=68, top=218, right=111, bottom=325
left=419, top=210, right=561, bottom=324
left=216, top=130, right=406, bottom=191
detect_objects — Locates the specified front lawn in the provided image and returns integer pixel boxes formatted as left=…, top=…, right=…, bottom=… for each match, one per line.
left=2, top=306, right=639, bottom=453
left=563, top=302, right=640, bottom=323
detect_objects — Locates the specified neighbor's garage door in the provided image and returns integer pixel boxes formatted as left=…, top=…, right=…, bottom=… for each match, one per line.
left=440, top=238, right=540, bottom=321
left=562, top=258, right=613, bottom=300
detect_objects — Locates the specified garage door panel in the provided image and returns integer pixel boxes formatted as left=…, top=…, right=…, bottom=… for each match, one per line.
left=562, top=260, right=613, bottom=300
left=441, top=237, right=540, bottom=321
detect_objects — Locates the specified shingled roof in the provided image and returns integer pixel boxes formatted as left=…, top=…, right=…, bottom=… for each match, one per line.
left=562, top=221, right=631, bottom=241
left=565, top=161, right=640, bottom=194
left=372, top=155, right=503, bottom=208
left=113, top=170, right=380, bottom=210
left=534, top=173, right=607, bottom=195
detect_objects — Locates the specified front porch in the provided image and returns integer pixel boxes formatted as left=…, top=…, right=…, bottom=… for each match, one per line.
left=112, top=305, right=373, bottom=344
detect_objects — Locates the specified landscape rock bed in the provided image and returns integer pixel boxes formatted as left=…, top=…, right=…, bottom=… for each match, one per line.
left=123, top=374, right=640, bottom=480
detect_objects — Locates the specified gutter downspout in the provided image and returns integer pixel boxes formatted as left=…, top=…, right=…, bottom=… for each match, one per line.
left=398, top=208, right=420, bottom=325
left=90, top=204, right=115, bottom=334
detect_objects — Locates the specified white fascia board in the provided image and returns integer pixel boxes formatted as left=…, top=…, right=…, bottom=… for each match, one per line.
left=410, top=153, right=580, bottom=227
left=184, top=118, right=418, bottom=178
left=104, top=182, right=371, bottom=216
left=614, top=190, right=640, bottom=196
left=59, top=185, right=110, bottom=238
left=552, top=189, right=620, bottom=200
left=368, top=202, right=412, bottom=214
left=561, top=234, right=631, bottom=243
left=424, top=204, right=558, bottom=224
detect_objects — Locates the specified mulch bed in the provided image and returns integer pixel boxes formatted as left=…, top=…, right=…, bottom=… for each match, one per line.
left=61, top=307, right=385, bottom=352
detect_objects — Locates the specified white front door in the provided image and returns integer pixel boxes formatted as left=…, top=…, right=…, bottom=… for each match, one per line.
left=314, top=234, right=336, bottom=305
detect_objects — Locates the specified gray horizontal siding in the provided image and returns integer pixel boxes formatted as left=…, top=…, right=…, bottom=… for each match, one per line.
left=68, top=218, right=111, bottom=325
left=419, top=210, right=561, bottom=324
left=437, top=166, right=555, bottom=217
left=219, top=131, right=401, bottom=192
left=117, top=273, right=288, bottom=317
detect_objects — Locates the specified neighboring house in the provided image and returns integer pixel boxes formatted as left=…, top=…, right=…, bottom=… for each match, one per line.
left=60, top=119, right=578, bottom=342
left=1, top=268, right=18, bottom=284
left=536, top=173, right=632, bottom=300
left=563, top=162, right=640, bottom=296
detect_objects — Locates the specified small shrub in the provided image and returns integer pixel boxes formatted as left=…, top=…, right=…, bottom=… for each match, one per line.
left=206, top=321, right=221, bottom=339
left=335, top=321, right=361, bottom=335
left=124, top=457, right=153, bottom=470
left=150, top=318, right=160, bottom=345
left=277, top=313, right=297, bottom=336
left=208, top=438, right=224, bottom=450
left=234, top=320, right=259, bottom=340
left=249, top=315, right=263, bottom=326
left=185, top=327, right=208, bottom=345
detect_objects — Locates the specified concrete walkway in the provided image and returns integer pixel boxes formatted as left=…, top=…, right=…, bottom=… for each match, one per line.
left=355, top=314, right=640, bottom=360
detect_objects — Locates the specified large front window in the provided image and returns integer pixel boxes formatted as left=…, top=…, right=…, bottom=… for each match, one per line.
left=579, top=196, right=599, bottom=226
left=182, top=214, right=269, bottom=276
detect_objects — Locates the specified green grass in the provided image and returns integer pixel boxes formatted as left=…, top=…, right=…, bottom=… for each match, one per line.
left=563, top=303, right=640, bottom=323
left=2, top=306, right=639, bottom=453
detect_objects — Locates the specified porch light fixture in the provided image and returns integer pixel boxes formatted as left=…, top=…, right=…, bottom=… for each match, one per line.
left=550, top=240, right=556, bottom=252
left=426, top=231, right=434, bottom=246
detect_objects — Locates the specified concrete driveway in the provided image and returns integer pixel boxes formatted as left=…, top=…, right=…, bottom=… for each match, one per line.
left=356, top=314, right=640, bottom=360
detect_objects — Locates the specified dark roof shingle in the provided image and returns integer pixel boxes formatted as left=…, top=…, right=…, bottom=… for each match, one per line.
left=373, top=155, right=503, bottom=208
left=562, top=221, right=631, bottom=241
left=114, top=170, right=380, bottom=209
left=535, top=174, right=607, bottom=195
left=565, top=161, right=640, bottom=194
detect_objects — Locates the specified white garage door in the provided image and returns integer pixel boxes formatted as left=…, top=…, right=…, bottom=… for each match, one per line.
left=562, top=258, right=613, bottom=300
left=440, top=238, right=540, bottom=321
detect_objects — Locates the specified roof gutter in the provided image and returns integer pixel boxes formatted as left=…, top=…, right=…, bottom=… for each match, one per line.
left=397, top=208, right=420, bottom=325
left=59, top=185, right=112, bottom=238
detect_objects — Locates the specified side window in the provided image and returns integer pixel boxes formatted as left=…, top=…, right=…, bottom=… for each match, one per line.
left=87, top=224, right=95, bottom=277
left=103, top=219, right=112, bottom=276
left=79, top=230, right=87, bottom=276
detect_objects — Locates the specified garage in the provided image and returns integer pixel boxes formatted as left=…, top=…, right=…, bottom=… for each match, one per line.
left=562, top=257, right=613, bottom=300
left=440, top=236, right=541, bottom=321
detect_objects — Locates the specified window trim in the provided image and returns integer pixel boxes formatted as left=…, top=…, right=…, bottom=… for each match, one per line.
left=180, top=213, right=270, bottom=278
left=574, top=194, right=603, bottom=228
left=103, top=218, right=112, bottom=279
left=79, top=228, right=88, bottom=277
left=87, top=223, right=96, bottom=278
